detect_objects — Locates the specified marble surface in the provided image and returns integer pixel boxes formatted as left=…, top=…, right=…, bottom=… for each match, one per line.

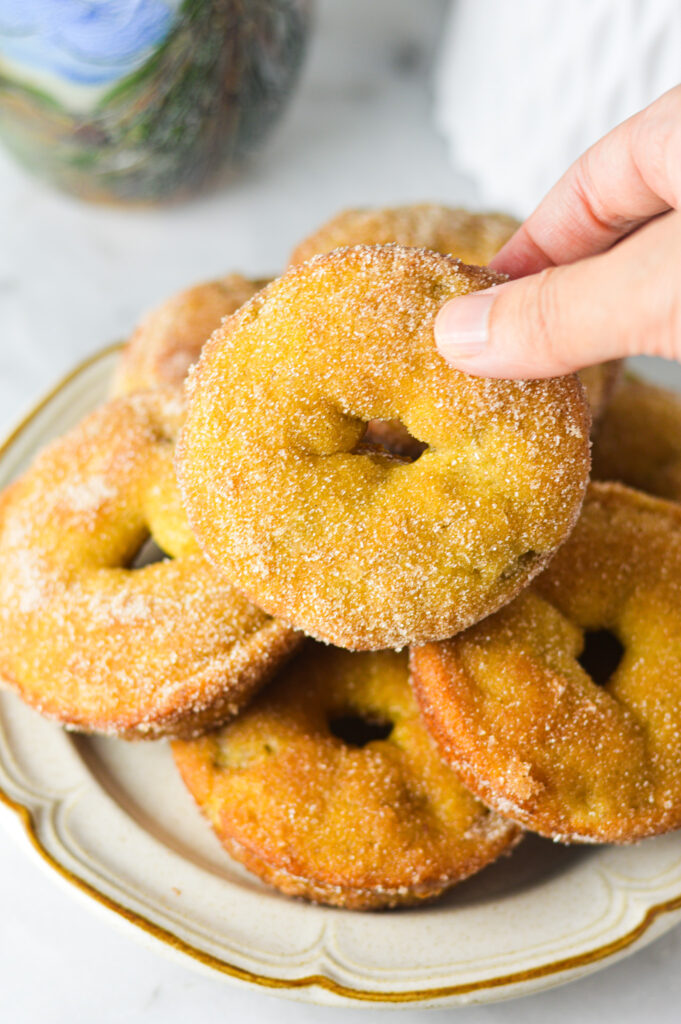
left=0, top=1, right=680, bottom=1020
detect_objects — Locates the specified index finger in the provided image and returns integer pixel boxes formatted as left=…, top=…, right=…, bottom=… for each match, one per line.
left=490, top=84, right=681, bottom=278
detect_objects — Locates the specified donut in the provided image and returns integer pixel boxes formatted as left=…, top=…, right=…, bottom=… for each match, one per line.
left=289, top=203, right=520, bottom=268
left=290, top=203, right=620, bottom=422
left=411, top=482, right=681, bottom=843
left=592, top=375, right=681, bottom=500
left=0, top=393, right=300, bottom=739
left=177, top=245, right=591, bottom=650
left=172, top=644, right=520, bottom=909
left=113, top=273, right=269, bottom=395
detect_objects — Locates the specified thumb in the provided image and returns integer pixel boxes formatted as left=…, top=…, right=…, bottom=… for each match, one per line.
left=435, top=211, right=681, bottom=378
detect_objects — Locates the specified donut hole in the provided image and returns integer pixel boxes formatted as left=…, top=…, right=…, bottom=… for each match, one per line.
left=578, top=629, right=624, bottom=687
left=128, top=535, right=172, bottom=569
left=356, top=419, right=428, bottom=462
left=501, top=549, right=539, bottom=579
left=329, top=712, right=393, bottom=747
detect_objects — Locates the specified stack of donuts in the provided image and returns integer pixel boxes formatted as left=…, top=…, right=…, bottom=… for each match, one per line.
left=3, top=203, right=681, bottom=910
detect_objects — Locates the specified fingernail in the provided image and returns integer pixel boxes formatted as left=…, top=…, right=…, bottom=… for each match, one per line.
left=434, top=290, right=496, bottom=360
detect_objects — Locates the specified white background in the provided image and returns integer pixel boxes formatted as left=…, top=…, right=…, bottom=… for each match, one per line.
left=1, top=2, right=680, bottom=1020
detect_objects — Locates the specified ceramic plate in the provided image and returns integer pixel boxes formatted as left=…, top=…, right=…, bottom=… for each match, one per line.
left=2, top=347, right=681, bottom=1009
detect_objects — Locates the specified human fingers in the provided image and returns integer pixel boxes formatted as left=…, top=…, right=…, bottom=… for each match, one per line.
left=436, top=210, right=681, bottom=378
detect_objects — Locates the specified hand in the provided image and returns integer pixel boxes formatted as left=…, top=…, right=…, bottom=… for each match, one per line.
left=434, top=85, right=681, bottom=378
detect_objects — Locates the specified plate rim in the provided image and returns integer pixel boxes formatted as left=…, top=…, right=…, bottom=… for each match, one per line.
left=2, top=344, right=681, bottom=1006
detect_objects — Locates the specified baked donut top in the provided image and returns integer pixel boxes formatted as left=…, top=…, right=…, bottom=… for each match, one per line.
left=172, top=644, right=519, bottom=909
left=177, top=245, right=591, bottom=649
left=0, top=392, right=299, bottom=739
left=412, top=483, right=681, bottom=843
left=289, top=203, right=519, bottom=267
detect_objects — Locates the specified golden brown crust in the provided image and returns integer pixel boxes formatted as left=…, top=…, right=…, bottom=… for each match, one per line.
left=113, top=274, right=268, bottom=396
left=412, top=482, right=681, bottom=844
left=177, top=244, right=591, bottom=650
left=592, top=375, right=681, bottom=499
left=289, top=203, right=520, bottom=268
left=0, top=393, right=301, bottom=739
left=172, top=645, right=520, bottom=909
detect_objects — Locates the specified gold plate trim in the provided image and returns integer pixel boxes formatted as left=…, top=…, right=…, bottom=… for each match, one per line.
left=0, top=346, right=680, bottom=1005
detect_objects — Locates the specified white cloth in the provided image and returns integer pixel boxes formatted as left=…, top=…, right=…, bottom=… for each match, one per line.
left=435, top=0, right=681, bottom=216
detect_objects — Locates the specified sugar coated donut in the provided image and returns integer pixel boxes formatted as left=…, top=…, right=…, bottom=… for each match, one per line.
left=172, top=644, right=520, bottom=909
left=0, top=393, right=300, bottom=739
left=592, top=375, right=681, bottom=500
left=177, top=245, right=591, bottom=650
left=113, top=273, right=268, bottom=396
left=290, top=203, right=620, bottom=423
left=289, top=203, right=519, bottom=268
left=412, top=482, right=681, bottom=843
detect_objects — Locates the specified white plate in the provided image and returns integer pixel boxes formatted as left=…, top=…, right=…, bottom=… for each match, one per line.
left=2, top=347, right=681, bottom=1009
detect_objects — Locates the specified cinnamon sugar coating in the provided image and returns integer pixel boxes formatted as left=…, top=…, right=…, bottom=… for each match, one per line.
left=289, top=203, right=519, bottom=268
left=412, top=483, right=681, bottom=843
left=592, top=375, right=681, bottom=499
left=113, top=274, right=268, bottom=396
left=0, top=393, right=300, bottom=739
left=290, top=202, right=619, bottom=422
left=177, top=245, right=591, bottom=650
left=172, top=644, right=520, bottom=910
